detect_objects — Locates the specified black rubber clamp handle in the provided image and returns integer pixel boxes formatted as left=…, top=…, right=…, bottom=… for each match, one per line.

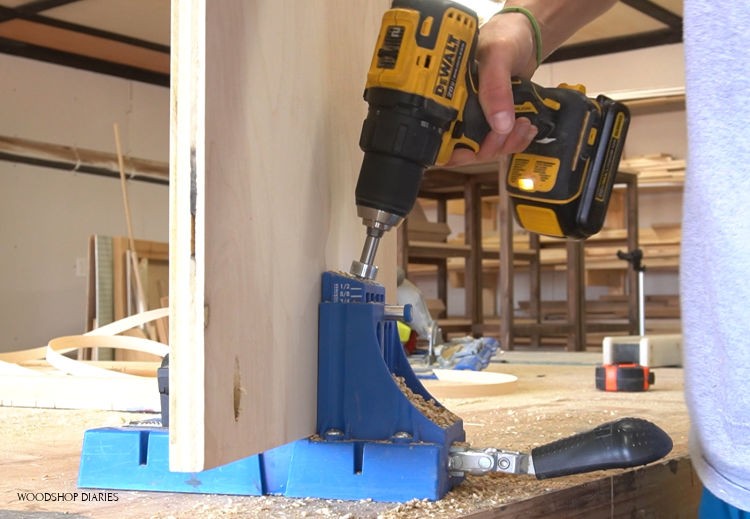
left=531, top=417, right=672, bottom=480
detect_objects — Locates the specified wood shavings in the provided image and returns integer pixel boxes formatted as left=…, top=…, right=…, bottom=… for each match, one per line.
left=1, top=364, right=691, bottom=518
left=392, top=375, right=459, bottom=428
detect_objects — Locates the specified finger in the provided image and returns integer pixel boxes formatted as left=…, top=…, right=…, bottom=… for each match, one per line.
left=474, top=118, right=537, bottom=162
left=497, top=120, right=538, bottom=156
left=447, top=118, right=539, bottom=166
left=473, top=129, right=510, bottom=162
left=445, top=147, right=478, bottom=167
left=447, top=123, right=516, bottom=166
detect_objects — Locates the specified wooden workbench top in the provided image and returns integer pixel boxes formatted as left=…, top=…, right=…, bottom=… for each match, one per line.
left=1, top=355, right=697, bottom=518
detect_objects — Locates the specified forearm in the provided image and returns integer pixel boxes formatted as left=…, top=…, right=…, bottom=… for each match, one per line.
left=503, top=0, right=618, bottom=61
left=482, top=1, right=618, bottom=78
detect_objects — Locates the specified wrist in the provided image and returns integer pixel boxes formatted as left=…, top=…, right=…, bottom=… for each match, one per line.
left=494, top=7, right=543, bottom=68
left=479, top=11, right=539, bottom=78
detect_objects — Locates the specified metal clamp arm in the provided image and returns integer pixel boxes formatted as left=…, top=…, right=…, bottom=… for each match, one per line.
left=448, top=445, right=534, bottom=477
left=448, top=418, right=671, bottom=480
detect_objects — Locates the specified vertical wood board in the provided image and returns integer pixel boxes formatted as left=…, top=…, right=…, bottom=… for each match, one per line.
left=170, top=0, right=394, bottom=471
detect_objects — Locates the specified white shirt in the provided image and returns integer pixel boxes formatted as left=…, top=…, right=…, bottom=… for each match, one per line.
left=683, top=1, right=750, bottom=511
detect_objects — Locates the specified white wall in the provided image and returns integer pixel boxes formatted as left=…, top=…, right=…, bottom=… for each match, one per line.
left=0, top=54, right=169, bottom=351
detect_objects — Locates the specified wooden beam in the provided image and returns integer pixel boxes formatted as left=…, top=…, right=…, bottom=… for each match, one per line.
left=0, top=135, right=168, bottom=184
left=0, top=3, right=170, bottom=85
left=548, top=28, right=683, bottom=63
left=467, top=456, right=700, bottom=518
left=12, top=0, right=84, bottom=15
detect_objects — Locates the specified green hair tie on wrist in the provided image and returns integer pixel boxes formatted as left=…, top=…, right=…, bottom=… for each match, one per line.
left=497, top=6, right=543, bottom=67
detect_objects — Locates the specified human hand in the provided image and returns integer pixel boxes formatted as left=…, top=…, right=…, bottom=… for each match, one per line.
left=447, top=11, right=540, bottom=166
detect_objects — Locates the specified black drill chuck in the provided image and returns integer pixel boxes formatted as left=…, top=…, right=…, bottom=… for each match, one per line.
left=351, top=88, right=459, bottom=279
left=355, top=153, right=423, bottom=220
left=355, top=88, right=456, bottom=219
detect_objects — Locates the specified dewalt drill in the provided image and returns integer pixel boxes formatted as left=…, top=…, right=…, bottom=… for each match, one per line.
left=350, top=0, right=630, bottom=280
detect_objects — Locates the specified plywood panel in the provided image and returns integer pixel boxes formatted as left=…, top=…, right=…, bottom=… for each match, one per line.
left=169, top=0, right=395, bottom=471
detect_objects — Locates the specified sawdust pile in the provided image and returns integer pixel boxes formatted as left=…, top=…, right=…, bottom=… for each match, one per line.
left=153, top=473, right=548, bottom=519
left=392, top=375, right=459, bottom=428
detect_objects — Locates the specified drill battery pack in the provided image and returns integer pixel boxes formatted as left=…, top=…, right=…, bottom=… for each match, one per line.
left=506, top=88, right=630, bottom=240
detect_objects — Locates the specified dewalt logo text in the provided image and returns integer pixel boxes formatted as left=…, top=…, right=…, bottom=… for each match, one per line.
left=433, top=34, right=466, bottom=100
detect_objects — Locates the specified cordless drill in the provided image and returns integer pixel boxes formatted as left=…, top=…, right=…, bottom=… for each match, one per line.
left=350, top=0, right=630, bottom=280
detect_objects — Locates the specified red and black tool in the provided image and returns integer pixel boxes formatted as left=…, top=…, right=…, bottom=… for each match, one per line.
left=596, top=363, right=654, bottom=392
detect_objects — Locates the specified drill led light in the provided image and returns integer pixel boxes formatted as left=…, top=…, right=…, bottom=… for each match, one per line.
left=518, top=177, right=535, bottom=191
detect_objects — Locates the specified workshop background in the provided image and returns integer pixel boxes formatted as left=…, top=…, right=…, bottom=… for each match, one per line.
left=0, top=0, right=685, bottom=352
left=0, top=0, right=693, bottom=517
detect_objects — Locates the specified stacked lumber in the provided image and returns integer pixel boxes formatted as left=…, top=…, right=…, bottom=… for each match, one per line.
left=619, top=153, right=685, bottom=185
left=517, top=294, right=680, bottom=323
left=511, top=293, right=681, bottom=349
left=406, top=200, right=452, bottom=242
left=438, top=224, right=681, bottom=276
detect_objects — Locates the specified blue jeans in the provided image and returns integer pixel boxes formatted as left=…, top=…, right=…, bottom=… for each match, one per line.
left=701, top=488, right=750, bottom=518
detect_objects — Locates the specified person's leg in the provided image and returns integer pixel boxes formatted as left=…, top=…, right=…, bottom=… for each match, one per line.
left=700, top=487, right=750, bottom=519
